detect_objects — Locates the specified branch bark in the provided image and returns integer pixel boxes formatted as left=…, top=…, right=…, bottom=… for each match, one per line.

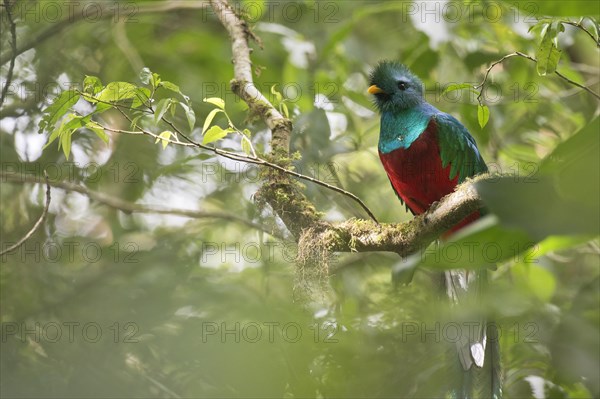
left=304, top=176, right=485, bottom=256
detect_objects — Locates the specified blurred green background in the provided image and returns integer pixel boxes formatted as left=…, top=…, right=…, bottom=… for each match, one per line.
left=1, top=1, right=598, bottom=398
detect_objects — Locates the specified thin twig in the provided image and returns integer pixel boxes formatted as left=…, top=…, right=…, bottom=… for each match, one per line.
left=0, top=0, right=17, bottom=108
left=563, top=20, right=600, bottom=48
left=0, top=172, right=51, bottom=256
left=553, top=69, right=600, bottom=100
left=476, top=51, right=600, bottom=102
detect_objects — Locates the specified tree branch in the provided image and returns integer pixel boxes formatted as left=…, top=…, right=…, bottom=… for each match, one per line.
left=476, top=51, right=600, bottom=102
left=0, top=172, right=51, bottom=256
left=1, top=168, right=489, bottom=264
left=307, top=176, right=485, bottom=256
left=563, top=19, right=600, bottom=48
left=1, top=172, right=278, bottom=237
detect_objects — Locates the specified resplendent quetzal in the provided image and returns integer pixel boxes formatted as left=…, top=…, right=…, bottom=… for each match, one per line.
left=368, top=61, right=501, bottom=399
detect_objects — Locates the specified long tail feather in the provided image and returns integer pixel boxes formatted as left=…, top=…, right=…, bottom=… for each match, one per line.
left=444, top=269, right=502, bottom=399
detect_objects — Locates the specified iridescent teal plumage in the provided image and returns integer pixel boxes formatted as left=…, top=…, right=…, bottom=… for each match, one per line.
left=370, top=60, right=487, bottom=182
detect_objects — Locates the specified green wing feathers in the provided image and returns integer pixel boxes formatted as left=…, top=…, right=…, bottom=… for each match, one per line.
left=434, top=113, right=488, bottom=182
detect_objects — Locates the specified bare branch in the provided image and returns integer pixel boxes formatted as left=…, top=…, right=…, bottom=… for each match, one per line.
left=476, top=51, right=600, bottom=102
left=563, top=19, right=600, bottom=48
left=0, top=172, right=51, bottom=256
left=1, top=172, right=279, bottom=237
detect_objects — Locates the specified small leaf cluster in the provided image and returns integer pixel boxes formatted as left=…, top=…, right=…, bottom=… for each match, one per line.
left=440, top=16, right=598, bottom=130
left=38, top=68, right=256, bottom=158
left=201, top=97, right=256, bottom=157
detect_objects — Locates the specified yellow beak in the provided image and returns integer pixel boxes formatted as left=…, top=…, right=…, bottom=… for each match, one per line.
left=368, top=85, right=385, bottom=94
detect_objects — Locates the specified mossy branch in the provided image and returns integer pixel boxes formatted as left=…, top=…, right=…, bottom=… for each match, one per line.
left=298, top=177, right=486, bottom=260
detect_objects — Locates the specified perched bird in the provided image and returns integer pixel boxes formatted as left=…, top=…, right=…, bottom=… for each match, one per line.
left=368, top=60, right=501, bottom=399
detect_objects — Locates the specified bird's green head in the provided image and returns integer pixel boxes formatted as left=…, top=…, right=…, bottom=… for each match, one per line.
left=368, top=60, right=424, bottom=112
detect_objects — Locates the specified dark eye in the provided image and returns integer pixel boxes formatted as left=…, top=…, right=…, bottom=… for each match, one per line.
left=397, top=81, right=408, bottom=91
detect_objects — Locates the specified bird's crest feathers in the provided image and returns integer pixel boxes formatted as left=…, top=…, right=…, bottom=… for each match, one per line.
left=368, top=60, right=425, bottom=112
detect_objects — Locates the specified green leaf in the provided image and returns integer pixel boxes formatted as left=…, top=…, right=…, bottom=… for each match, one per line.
left=442, top=83, right=475, bottom=95
left=83, top=76, right=103, bottom=95
left=241, top=135, right=252, bottom=155
left=152, top=73, right=161, bottom=89
left=535, top=235, right=596, bottom=257
left=202, top=108, right=222, bottom=134
left=536, top=43, right=562, bottom=76
left=203, top=97, right=225, bottom=109
left=512, top=262, right=556, bottom=302
left=160, top=81, right=190, bottom=103
left=131, top=87, right=151, bottom=109
left=476, top=118, right=600, bottom=240
left=155, top=131, right=172, bottom=149
left=528, top=19, right=552, bottom=34
left=43, top=126, right=64, bottom=150
left=60, top=129, right=73, bottom=160
left=477, top=104, right=489, bottom=128
left=270, top=85, right=283, bottom=102
left=154, top=98, right=173, bottom=124
left=86, top=121, right=109, bottom=144
left=96, top=82, right=138, bottom=102
left=179, top=103, right=196, bottom=132
left=281, top=102, right=289, bottom=118
left=38, top=90, right=80, bottom=133
left=202, top=125, right=233, bottom=145
left=536, top=21, right=564, bottom=76
left=94, top=102, right=112, bottom=114
left=584, top=17, right=599, bottom=41
left=139, top=67, right=152, bottom=85
left=62, top=113, right=90, bottom=131
left=44, top=113, right=89, bottom=154
left=160, top=81, right=181, bottom=93
left=411, top=216, right=536, bottom=270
